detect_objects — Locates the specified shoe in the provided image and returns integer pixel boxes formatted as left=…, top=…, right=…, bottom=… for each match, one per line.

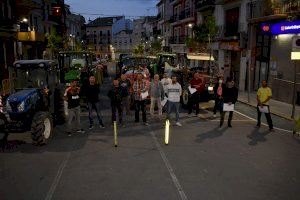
left=76, top=129, right=86, bottom=133
left=143, top=122, right=149, bottom=126
left=99, top=124, right=105, bottom=128
left=255, top=125, right=261, bottom=128
left=269, top=128, right=275, bottom=132
left=213, top=114, right=217, bottom=118
left=175, top=122, right=182, bottom=127
left=228, top=124, right=232, bottom=128
left=89, top=125, right=94, bottom=130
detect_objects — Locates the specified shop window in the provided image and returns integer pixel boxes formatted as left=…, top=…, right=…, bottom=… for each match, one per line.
left=225, top=7, right=239, bottom=37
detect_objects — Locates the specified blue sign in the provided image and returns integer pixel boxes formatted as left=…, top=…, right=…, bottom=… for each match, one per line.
left=271, top=20, right=300, bottom=35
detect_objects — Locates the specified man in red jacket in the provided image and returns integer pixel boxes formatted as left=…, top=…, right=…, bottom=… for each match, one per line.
left=188, top=72, right=204, bottom=117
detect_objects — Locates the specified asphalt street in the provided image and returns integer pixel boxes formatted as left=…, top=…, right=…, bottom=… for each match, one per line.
left=0, top=66, right=299, bottom=200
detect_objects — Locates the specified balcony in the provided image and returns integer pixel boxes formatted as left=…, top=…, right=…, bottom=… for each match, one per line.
left=195, top=0, right=216, bottom=12
left=179, top=9, right=192, bottom=20
left=169, top=36, right=186, bottom=44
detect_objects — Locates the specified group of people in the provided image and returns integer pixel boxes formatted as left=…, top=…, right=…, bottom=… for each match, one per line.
left=63, top=70, right=275, bottom=135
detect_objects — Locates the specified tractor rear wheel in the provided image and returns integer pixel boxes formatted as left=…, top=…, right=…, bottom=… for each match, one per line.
left=31, top=112, right=53, bottom=145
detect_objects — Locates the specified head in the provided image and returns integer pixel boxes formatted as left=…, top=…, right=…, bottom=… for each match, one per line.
left=154, top=74, right=160, bottom=82
left=171, top=75, right=177, bottom=84
left=70, top=80, right=78, bottom=88
left=137, top=73, right=143, bottom=81
left=262, top=80, right=267, bottom=87
left=163, top=73, right=168, bottom=79
left=121, top=74, right=126, bottom=81
left=218, top=76, right=224, bottom=84
left=193, top=72, right=200, bottom=80
left=89, top=75, right=96, bottom=85
left=226, top=77, right=234, bottom=88
left=113, top=79, right=119, bottom=87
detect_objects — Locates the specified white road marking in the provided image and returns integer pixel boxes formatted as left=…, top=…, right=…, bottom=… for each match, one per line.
left=149, top=129, right=188, bottom=200
left=234, top=110, right=293, bottom=133
left=45, top=152, right=71, bottom=200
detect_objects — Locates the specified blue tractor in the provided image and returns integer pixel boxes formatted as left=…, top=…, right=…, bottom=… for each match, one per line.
left=0, top=60, right=65, bottom=145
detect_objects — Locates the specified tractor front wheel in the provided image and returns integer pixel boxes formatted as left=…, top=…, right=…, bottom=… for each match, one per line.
left=31, top=112, right=53, bottom=145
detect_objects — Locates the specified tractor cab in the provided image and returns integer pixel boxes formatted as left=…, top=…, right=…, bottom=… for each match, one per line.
left=0, top=60, right=65, bottom=145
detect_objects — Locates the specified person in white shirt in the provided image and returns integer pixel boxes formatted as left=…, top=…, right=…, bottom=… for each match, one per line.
left=160, top=73, right=172, bottom=95
left=166, top=75, right=182, bottom=126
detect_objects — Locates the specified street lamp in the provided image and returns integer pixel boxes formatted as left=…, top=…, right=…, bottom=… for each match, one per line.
left=22, top=18, right=28, bottom=23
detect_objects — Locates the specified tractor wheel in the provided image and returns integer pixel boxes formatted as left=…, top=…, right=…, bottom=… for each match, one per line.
left=31, top=112, right=53, bottom=145
left=181, top=88, right=189, bottom=109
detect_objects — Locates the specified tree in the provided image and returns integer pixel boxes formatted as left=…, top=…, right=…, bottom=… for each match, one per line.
left=186, top=15, right=217, bottom=52
left=134, top=43, right=145, bottom=55
left=45, top=30, right=66, bottom=58
left=149, top=39, right=162, bottom=55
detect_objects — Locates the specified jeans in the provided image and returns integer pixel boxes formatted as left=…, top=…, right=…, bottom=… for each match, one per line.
left=213, top=97, right=223, bottom=115
left=167, top=101, right=180, bottom=122
left=121, top=96, right=130, bottom=118
left=257, top=105, right=273, bottom=129
left=67, top=106, right=81, bottom=131
left=220, top=111, right=233, bottom=126
left=135, top=100, right=147, bottom=123
left=188, top=92, right=200, bottom=115
left=150, top=97, right=162, bottom=117
left=112, top=103, right=122, bottom=124
left=88, top=102, right=103, bottom=126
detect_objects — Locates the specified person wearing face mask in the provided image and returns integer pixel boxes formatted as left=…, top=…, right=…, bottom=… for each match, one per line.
left=213, top=76, right=226, bottom=117
left=220, top=77, right=238, bottom=127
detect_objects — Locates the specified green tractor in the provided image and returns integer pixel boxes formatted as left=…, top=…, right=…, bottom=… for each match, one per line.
left=0, top=60, right=66, bottom=146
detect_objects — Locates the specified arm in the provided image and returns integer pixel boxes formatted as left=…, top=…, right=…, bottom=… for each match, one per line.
left=179, top=85, right=182, bottom=96
left=262, top=96, right=271, bottom=104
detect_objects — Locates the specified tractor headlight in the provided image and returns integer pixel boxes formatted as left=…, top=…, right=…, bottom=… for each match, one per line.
left=39, top=63, right=45, bottom=68
left=18, top=101, right=25, bottom=112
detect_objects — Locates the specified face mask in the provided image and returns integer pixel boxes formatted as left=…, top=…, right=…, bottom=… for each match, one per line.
left=219, top=80, right=223, bottom=84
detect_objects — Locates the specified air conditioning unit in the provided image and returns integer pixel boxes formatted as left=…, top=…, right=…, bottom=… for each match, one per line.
left=292, top=36, right=300, bottom=52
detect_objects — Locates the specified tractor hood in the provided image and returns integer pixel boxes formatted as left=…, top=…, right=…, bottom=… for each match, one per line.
left=8, top=88, right=38, bottom=103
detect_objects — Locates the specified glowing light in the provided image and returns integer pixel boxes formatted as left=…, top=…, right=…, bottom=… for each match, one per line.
left=165, top=119, right=170, bottom=145
left=114, top=121, right=118, bottom=147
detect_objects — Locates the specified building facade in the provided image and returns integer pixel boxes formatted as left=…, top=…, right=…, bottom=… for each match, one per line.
left=113, top=30, right=133, bottom=57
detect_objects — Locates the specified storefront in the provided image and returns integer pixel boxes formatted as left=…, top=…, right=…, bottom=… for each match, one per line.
left=260, top=20, right=300, bottom=104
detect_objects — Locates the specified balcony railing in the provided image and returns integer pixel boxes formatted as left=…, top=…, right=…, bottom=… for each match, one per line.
left=195, top=0, right=216, bottom=11
left=169, top=36, right=186, bottom=44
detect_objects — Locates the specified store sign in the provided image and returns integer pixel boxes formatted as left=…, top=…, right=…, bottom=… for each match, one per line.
left=271, top=20, right=300, bottom=35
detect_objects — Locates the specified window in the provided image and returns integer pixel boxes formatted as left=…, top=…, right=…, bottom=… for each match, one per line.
left=107, top=30, right=110, bottom=35
left=100, top=31, right=102, bottom=36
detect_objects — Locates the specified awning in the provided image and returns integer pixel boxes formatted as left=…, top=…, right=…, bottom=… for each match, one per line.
left=187, top=54, right=214, bottom=61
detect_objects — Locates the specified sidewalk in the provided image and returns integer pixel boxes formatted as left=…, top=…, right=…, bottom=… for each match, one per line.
left=238, top=91, right=300, bottom=121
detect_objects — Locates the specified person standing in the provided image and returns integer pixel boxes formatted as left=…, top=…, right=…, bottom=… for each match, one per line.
left=160, top=73, right=172, bottom=96
left=149, top=74, right=164, bottom=119
left=107, top=79, right=123, bottom=126
left=213, top=76, right=226, bottom=117
left=220, top=78, right=238, bottom=127
left=64, top=80, right=85, bottom=136
left=188, top=72, right=203, bottom=117
left=119, top=74, right=131, bottom=117
left=133, top=73, right=148, bottom=125
left=85, top=75, right=105, bottom=129
left=166, top=75, right=182, bottom=126
left=256, top=80, right=274, bottom=132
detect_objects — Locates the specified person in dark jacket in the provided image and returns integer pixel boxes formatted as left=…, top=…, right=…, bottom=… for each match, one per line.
left=220, top=77, right=238, bottom=127
left=119, top=74, right=131, bottom=118
left=85, top=75, right=105, bottom=129
left=213, top=76, right=226, bottom=117
left=107, top=79, right=123, bottom=125
left=188, top=72, right=204, bottom=117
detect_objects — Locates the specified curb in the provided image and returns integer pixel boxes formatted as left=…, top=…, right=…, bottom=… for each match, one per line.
left=238, top=99, right=293, bottom=121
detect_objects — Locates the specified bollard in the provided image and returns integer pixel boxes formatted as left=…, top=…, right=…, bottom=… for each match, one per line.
left=165, top=119, right=170, bottom=145
left=114, top=121, right=118, bottom=147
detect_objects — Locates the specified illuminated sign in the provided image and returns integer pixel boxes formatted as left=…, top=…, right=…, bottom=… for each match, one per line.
left=271, top=20, right=300, bottom=35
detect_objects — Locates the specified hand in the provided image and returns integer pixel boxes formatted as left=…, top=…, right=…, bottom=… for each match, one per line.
left=228, top=102, right=232, bottom=105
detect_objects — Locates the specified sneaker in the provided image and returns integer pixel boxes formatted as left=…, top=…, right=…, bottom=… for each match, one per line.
left=76, top=129, right=86, bottom=133
left=99, top=124, right=105, bottom=128
left=143, top=122, right=149, bottom=126
left=175, top=122, right=182, bottom=127
left=213, top=114, right=217, bottom=118
left=228, top=124, right=232, bottom=128
left=89, top=125, right=94, bottom=130
left=269, top=128, right=275, bottom=132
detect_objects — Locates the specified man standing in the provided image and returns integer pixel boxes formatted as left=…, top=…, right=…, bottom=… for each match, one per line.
left=133, top=73, right=148, bottom=125
left=188, top=72, right=203, bottom=117
left=107, top=79, right=123, bottom=126
left=119, top=74, right=131, bottom=118
left=256, top=80, right=274, bottom=132
left=161, top=72, right=172, bottom=96
left=166, top=75, right=182, bottom=126
left=64, top=80, right=85, bottom=135
left=213, top=76, right=226, bottom=117
left=149, top=74, right=164, bottom=119
left=220, top=78, right=238, bottom=128
left=85, top=75, right=105, bottom=129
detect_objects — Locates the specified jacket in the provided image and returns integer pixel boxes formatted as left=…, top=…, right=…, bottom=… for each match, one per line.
left=223, top=86, right=238, bottom=104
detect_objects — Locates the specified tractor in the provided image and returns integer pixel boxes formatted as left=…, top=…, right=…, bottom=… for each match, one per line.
left=0, top=60, right=65, bottom=145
